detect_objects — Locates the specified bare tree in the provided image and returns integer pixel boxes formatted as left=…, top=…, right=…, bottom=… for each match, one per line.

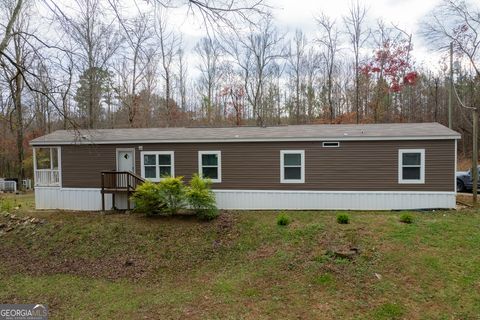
left=61, top=0, right=122, bottom=128
left=141, top=50, right=159, bottom=127
left=392, top=24, right=414, bottom=120
left=0, top=0, right=31, bottom=183
left=227, top=16, right=285, bottom=125
left=316, top=13, right=340, bottom=122
left=304, top=47, right=321, bottom=119
left=176, top=47, right=188, bottom=112
left=0, top=0, right=23, bottom=56
left=423, top=0, right=480, bottom=77
left=288, top=29, right=308, bottom=124
left=422, top=0, right=480, bottom=121
left=175, top=0, right=268, bottom=35
left=115, top=13, right=154, bottom=127
left=195, top=37, right=222, bottom=122
left=154, top=8, right=180, bottom=126
left=31, top=61, right=53, bottom=133
left=57, top=52, right=75, bottom=130
left=219, top=62, right=245, bottom=125
left=344, top=0, right=368, bottom=123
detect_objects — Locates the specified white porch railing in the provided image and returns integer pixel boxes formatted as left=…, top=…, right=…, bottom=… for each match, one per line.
left=34, top=169, right=60, bottom=186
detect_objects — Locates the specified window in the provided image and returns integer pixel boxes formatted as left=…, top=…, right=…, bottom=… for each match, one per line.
left=280, top=150, right=305, bottom=183
left=398, top=149, right=425, bottom=184
left=198, top=151, right=221, bottom=183
left=322, top=141, right=340, bottom=148
left=140, top=151, right=174, bottom=181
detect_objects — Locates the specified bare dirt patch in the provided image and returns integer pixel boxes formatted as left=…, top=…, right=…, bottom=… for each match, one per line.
left=0, top=244, right=153, bottom=281
left=248, top=245, right=277, bottom=260
left=212, top=211, right=239, bottom=245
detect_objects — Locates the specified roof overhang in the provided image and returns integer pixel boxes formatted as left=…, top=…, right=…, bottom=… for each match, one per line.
left=30, top=135, right=461, bottom=146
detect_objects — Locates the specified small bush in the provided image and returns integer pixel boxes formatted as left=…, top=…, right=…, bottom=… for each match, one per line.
left=130, top=181, right=165, bottom=215
left=158, top=177, right=187, bottom=215
left=186, top=174, right=218, bottom=221
left=277, top=212, right=292, bottom=226
left=0, top=197, right=15, bottom=212
left=336, top=213, right=350, bottom=224
left=196, top=207, right=219, bottom=221
left=313, top=273, right=334, bottom=286
left=373, top=302, right=405, bottom=319
left=399, top=213, right=414, bottom=224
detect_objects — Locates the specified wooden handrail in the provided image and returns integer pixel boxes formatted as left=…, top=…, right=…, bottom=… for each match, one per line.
left=101, top=171, right=145, bottom=211
left=101, top=170, right=145, bottom=181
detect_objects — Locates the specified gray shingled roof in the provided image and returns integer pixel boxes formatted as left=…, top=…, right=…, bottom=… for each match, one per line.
left=30, top=122, right=460, bottom=145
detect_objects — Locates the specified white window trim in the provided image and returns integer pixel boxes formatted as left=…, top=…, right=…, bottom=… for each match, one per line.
left=198, top=151, right=222, bottom=183
left=140, top=151, right=174, bottom=182
left=398, top=149, right=425, bottom=184
left=322, top=141, right=340, bottom=148
left=280, top=150, right=305, bottom=184
left=58, top=147, right=62, bottom=187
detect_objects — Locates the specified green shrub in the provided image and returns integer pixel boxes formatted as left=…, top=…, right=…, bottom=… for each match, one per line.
left=313, top=273, right=334, bottom=286
left=336, top=213, right=350, bottom=224
left=399, top=213, right=414, bottom=224
left=158, top=177, right=187, bottom=215
left=373, top=302, right=405, bottom=319
left=277, top=212, right=291, bottom=226
left=130, top=181, right=165, bottom=215
left=186, top=174, right=219, bottom=221
left=196, top=207, right=219, bottom=221
left=0, top=197, right=15, bottom=212
left=132, top=175, right=218, bottom=219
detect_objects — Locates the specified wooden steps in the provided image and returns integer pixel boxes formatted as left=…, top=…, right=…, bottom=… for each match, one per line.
left=101, top=171, right=145, bottom=211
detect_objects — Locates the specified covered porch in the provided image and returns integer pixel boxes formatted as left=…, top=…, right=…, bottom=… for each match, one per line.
left=33, top=147, right=61, bottom=187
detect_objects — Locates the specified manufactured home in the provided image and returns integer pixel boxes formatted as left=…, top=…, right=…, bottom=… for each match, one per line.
left=30, top=123, right=460, bottom=211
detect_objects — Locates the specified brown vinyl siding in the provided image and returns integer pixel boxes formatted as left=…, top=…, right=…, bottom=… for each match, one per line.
left=58, top=139, right=455, bottom=192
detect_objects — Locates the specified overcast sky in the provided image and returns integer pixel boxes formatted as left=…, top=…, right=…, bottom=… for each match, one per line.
left=167, top=0, right=444, bottom=76
left=275, top=0, right=442, bottom=64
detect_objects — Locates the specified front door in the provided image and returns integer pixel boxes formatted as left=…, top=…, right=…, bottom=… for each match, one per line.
left=117, top=149, right=134, bottom=173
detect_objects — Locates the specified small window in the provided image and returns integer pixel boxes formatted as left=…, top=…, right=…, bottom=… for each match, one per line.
left=398, top=149, right=425, bottom=184
left=140, top=151, right=174, bottom=181
left=199, top=151, right=221, bottom=183
left=280, top=150, right=305, bottom=183
left=322, top=142, right=340, bottom=148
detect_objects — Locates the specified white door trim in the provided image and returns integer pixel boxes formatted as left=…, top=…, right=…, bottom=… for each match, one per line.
left=116, top=148, right=136, bottom=173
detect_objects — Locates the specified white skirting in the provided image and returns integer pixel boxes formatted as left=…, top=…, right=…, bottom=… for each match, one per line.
left=35, top=187, right=456, bottom=211
left=35, top=187, right=109, bottom=211
left=213, top=189, right=456, bottom=210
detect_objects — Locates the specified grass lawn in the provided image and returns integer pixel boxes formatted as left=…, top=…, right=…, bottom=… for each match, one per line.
left=1, top=192, right=480, bottom=319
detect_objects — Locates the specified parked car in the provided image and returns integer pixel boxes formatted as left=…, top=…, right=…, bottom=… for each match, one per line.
left=456, top=166, right=480, bottom=192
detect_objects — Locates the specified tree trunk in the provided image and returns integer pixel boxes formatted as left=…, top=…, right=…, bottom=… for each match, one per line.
left=14, top=72, right=24, bottom=184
